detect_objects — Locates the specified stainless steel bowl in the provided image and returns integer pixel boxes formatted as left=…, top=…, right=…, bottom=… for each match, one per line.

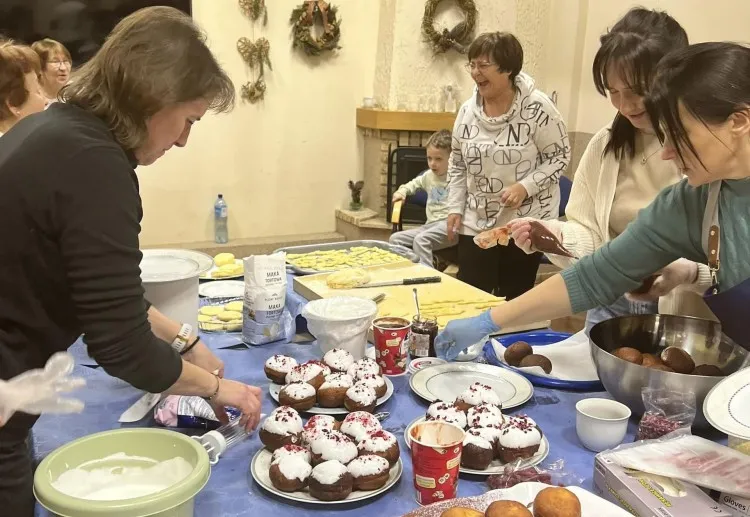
left=589, top=314, right=749, bottom=427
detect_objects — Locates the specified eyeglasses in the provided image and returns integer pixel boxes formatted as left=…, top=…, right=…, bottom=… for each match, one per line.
left=464, top=61, right=495, bottom=73
left=48, top=59, right=71, bottom=69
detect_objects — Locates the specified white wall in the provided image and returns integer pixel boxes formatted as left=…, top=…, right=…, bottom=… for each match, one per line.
left=572, top=0, right=750, bottom=133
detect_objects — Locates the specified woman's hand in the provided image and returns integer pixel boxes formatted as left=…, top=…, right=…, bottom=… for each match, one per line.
left=508, top=218, right=562, bottom=255
left=500, top=183, right=528, bottom=209
left=627, top=259, right=699, bottom=302
left=392, top=192, right=405, bottom=203
left=447, top=213, right=462, bottom=242
left=211, top=378, right=262, bottom=431
left=183, top=341, right=224, bottom=377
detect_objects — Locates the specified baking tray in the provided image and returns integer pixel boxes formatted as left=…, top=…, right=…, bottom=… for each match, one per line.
left=274, top=240, right=418, bottom=275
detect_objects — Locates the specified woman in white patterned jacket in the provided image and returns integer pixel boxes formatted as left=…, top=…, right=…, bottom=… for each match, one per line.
left=510, top=8, right=715, bottom=332
left=446, top=31, right=570, bottom=300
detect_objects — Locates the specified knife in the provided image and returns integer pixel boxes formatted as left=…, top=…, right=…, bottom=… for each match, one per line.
left=354, top=276, right=442, bottom=288
left=119, top=392, right=162, bottom=423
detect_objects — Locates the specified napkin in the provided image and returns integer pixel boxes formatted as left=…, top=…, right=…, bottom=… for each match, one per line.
left=489, top=330, right=599, bottom=382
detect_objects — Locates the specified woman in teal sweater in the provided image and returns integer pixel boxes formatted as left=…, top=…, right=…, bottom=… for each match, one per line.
left=436, top=42, right=750, bottom=358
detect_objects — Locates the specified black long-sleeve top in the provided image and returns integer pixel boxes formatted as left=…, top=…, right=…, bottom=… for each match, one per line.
left=0, top=103, right=182, bottom=392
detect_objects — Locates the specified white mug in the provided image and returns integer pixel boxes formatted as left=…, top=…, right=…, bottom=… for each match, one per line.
left=575, top=398, right=631, bottom=452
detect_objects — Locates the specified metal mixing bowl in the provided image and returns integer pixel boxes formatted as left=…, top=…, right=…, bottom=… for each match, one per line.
left=589, top=314, right=749, bottom=427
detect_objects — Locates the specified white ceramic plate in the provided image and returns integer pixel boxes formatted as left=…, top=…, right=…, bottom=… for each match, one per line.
left=403, top=416, right=549, bottom=476
left=200, top=259, right=244, bottom=280
left=405, top=481, right=631, bottom=516
left=141, top=248, right=214, bottom=278
left=703, top=368, right=750, bottom=440
left=250, top=448, right=402, bottom=504
left=269, top=377, right=394, bottom=415
left=408, top=357, right=447, bottom=374
left=199, top=280, right=245, bottom=299
left=409, top=363, right=533, bottom=409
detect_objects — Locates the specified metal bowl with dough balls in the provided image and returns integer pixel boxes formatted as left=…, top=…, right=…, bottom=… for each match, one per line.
left=589, top=314, right=749, bottom=427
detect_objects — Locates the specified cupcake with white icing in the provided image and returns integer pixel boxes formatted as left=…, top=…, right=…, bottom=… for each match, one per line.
left=317, top=373, right=354, bottom=408
left=264, top=355, right=298, bottom=384
left=357, top=373, right=387, bottom=398
left=467, top=403, right=504, bottom=429
left=347, top=358, right=381, bottom=380
left=347, top=454, right=390, bottom=490
left=285, top=362, right=325, bottom=390
left=308, top=429, right=358, bottom=466
left=461, top=428, right=494, bottom=470
left=271, top=444, right=311, bottom=465
left=357, top=429, right=399, bottom=465
left=269, top=455, right=312, bottom=492
left=302, top=415, right=339, bottom=445
left=454, top=382, right=501, bottom=412
left=323, top=348, right=355, bottom=373
left=279, top=381, right=317, bottom=412
left=259, top=406, right=303, bottom=451
left=309, top=460, right=353, bottom=501
left=344, top=382, right=377, bottom=413
left=497, top=417, right=542, bottom=462
left=340, top=411, right=382, bottom=442
left=425, top=401, right=468, bottom=429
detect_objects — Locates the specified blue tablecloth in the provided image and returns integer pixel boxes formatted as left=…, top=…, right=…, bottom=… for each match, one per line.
left=30, top=276, right=726, bottom=517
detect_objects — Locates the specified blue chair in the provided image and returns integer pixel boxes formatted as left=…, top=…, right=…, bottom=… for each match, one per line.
left=539, top=175, right=572, bottom=265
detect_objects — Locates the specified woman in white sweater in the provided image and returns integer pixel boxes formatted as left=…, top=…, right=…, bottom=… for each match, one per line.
left=446, top=32, right=570, bottom=299
left=511, top=8, right=714, bottom=332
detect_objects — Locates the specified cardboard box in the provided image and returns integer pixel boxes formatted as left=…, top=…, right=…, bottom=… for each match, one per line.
left=719, top=492, right=750, bottom=517
left=593, top=455, right=732, bottom=517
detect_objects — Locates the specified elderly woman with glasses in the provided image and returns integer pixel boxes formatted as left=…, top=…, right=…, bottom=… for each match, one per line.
left=31, top=38, right=72, bottom=103
left=446, top=32, right=570, bottom=299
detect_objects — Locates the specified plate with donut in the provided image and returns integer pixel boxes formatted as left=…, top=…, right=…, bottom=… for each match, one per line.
left=265, top=350, right=394, bottom=415
left=402, top=482, right=631, bottom=516
left=410, top=363, right=533, bottom=409
left=403, top=391, right=548, bottom=475
left=251, top=407, right=403, bottom=504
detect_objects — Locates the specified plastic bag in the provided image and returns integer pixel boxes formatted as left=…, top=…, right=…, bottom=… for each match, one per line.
left=242, top=252, right=293, bottom=345
left=154, top=395, right=240, bottom=430
left=486, top=458, right=584, bottom=490
left=636, top=388, right=696, bottom=441
left=0, top=352, right=85, bottom=426
left=600, top=433, right=750, bottom=498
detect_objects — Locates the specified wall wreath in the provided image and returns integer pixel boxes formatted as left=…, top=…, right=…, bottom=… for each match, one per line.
left=290, top=1, right=342, bottom=56
left=422, top=0, right=477, bottom=55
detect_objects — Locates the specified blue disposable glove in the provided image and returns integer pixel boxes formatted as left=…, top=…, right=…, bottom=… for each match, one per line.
left=434, top=310, right=501, bottom=361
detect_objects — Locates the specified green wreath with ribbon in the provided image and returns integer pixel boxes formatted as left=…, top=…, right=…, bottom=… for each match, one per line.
left=290, top=1, right=342, bottom=56
left=422, top=0, right=477, bottom=55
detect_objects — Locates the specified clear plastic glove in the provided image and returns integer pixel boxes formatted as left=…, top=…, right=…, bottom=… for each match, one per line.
left=0, top=352, right=86, bottom=427
left=508, top=218, right=562, bottom=255
left=434, top=310, right=501, bottom=361
left=627, top=259, right=698, bottom=302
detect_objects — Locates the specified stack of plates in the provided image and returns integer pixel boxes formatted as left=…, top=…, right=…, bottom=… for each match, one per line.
left=407, top=357, right=446, bottom=374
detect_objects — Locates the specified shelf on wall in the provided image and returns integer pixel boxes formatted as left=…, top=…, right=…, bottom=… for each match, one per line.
left=356, top=108, right=457, bottom=132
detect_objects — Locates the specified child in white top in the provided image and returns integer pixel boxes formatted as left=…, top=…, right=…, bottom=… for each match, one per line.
left=389, top=130, right=453, bottom=267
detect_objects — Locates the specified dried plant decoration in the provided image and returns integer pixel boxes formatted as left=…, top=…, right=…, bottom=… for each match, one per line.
left=422, top=0, right=477, bottom=55
left=290, top=1, right=342, bottom=57
left=238, top=0, right=268, bottom=25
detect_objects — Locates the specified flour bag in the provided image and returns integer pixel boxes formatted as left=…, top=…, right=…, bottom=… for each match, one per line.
left=242, top=252, right=293, bottom=345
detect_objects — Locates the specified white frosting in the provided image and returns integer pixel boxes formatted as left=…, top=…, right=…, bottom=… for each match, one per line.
left=467, top=405, right=504, bottom=429
left=358, top=374, right=385, bottom=391
left=426, top=403, right=467, bottom=429
left=305, top=360, right=332, bottom=377
left=346, top=383, right=377, bottom=406
left=457, top=383, right=501, bottom=406
left=320, top=373, right=353, bottom=390
left=265, top=355, right=298, bottom=373
left=341, top=412, right=382, bottom=442
left=285, top=363, right=324, bottom=384
left=311, top=460, right=349, bottom=485
left=276, top=456, right=312, bottom=482
left=272, top=445, right=311, bottom=465
left=464, top=429, right=493, bottom=450
left=323, top=348, right=355, bottom=372
left=498, top=422, right=542, bottom=449
left=467, top=403, right=503, bottom=422
left=304, top=415, right=336, bottom=432
left=281, top=382, right=316, bottom=400
left=471, top=425, right=503, bottom=444
left=309, top=430, right=358, bottom=464
left=505, top=414, right=537, bottom=428
left=347, top=455, right=389, bottom=477
left=357, top=430, right=397, bottom=453
left=263, top=407, right=303, bottom=435
left=303, top=427, right=328, bottom=445
left=347, top=358, right=380, bottom=379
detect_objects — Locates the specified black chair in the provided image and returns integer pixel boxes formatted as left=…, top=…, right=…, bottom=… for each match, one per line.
left=386, top=146, right=428, bottom=225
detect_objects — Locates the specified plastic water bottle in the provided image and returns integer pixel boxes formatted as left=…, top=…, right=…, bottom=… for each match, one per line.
left=214, top=194, right=228, bottom=243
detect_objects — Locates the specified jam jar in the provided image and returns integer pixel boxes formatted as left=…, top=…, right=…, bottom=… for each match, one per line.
left=409, top=315, right=438, bottom=359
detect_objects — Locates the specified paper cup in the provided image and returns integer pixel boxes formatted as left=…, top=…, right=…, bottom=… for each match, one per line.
left=409, top=420, right=465, bottom=506
left=372, top=317, right=410, bottom=375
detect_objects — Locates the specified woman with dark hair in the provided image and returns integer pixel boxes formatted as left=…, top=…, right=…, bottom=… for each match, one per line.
left=0, top=40, right=46, bottom=135
left=0, top=7, right=260, bottom=515
left=446, top=31, right=570, bottom=299
left=510, top=8, right=714, bottom=333
left=435, top=41, right=750, bottom=362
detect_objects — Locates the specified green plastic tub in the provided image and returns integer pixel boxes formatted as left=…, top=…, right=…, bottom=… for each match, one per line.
left=34, top=428, right=210, bottom=517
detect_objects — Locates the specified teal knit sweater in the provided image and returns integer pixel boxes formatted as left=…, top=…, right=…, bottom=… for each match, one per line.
left=562, top=178, right=750, bottom=313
